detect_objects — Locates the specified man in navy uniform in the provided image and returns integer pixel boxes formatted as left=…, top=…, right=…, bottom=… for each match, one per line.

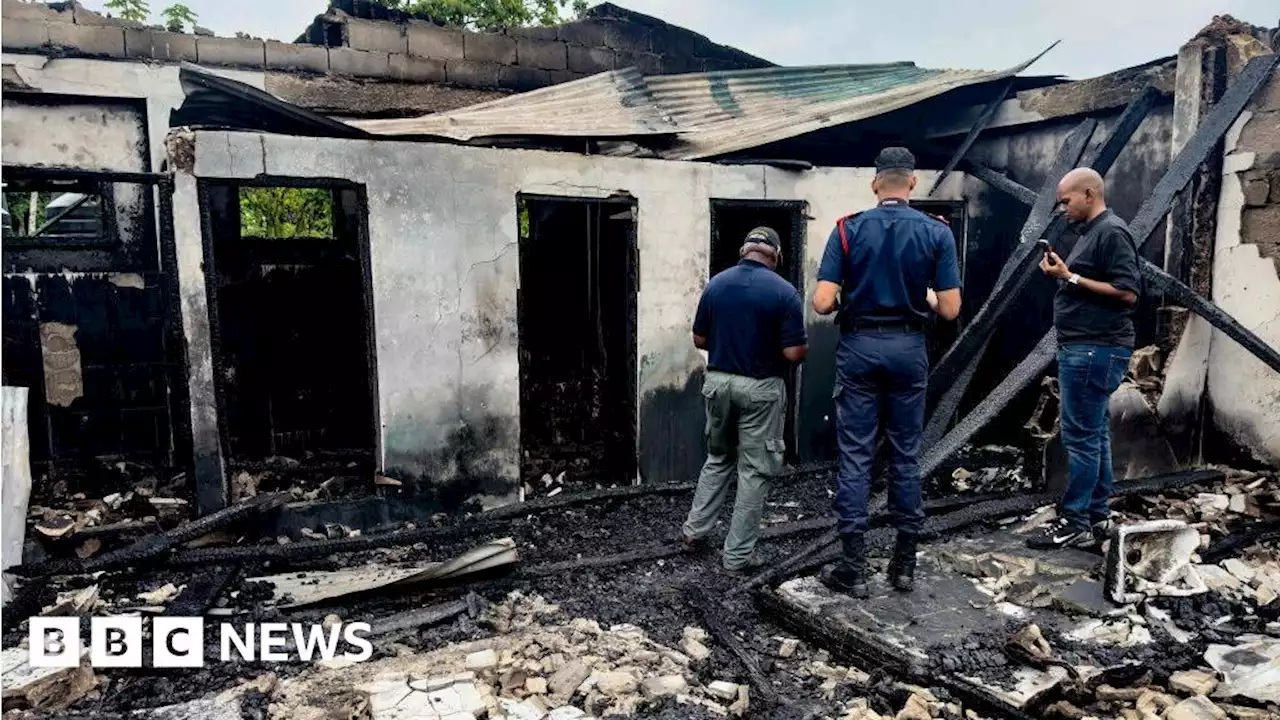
left=812, top=147, right=962, bottom=597
left=681, top=227, right=809, bottom=575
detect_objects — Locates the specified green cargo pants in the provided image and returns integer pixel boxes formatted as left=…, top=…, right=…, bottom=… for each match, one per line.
left=682, top=370, right=787, bottom=570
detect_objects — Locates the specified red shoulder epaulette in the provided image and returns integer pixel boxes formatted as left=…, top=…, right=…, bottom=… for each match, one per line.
left=835, top=212, right=862, bottom=254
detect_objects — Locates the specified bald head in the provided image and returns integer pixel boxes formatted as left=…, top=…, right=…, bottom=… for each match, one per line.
left=1056, top=167, right=1107, bottom=223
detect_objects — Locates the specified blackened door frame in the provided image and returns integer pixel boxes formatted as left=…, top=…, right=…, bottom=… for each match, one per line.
left=514, top=192, right=640, bottom=486
left=708, top=198, right=808, bottom=464
left=196, top=176, right=380, bottom=501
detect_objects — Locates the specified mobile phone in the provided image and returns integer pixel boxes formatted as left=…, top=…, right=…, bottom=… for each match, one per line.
left=1037, top=239, right=1057, bottom=264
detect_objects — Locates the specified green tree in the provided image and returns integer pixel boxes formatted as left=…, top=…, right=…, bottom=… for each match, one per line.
left=160, top=3, right=199, bottom=33
left=373, top=0, right=589, bottom=31
left=239, top=188, right=334, bottom=239
left=104, top=0, right=150, bottom=23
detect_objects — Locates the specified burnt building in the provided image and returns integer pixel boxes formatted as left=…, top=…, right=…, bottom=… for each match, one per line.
left=3, top=0, right=1278, bottom=522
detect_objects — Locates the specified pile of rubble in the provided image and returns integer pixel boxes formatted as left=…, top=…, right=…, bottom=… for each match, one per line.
left=246, top=592, right=754, bottom=719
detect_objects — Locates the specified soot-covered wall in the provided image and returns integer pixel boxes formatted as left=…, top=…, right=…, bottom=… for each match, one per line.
left=180, top=131, right=958, bottom=510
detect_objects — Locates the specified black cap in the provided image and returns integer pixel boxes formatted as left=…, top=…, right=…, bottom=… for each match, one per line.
left=744, top=226, right=781, bottom=250
left=875, top=146, right=916, bottom=173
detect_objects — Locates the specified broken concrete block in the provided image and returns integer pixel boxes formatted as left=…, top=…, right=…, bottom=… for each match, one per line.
left=548, top=661, right=590, bottom=701
left=706, top=681, right=740, bottom=701
left=895, top=693, right=933, bottom=720
left=728, top=685, right=749, bottom=717
left=547, top=708, right=587, bottom=720
left=500, top=697, right=549, bottom=720
left=682, top=626, right=709, bottom=644
left=1165, top=695, right=1228, bottom=720
left=680, top=637, right=711, bottom=662
left=776, top=637, right=799, bottom=658
left=1229, top=494, right=1249, bottom=514
left=640, top=675, right=687, bottom=698
left=1223, top=559, right=1256, bottom=583
left=1170, top=669, right=1220, bottom=696
left=595, top=671, right=638, bottom=697
left=526, top=677, right=548, bottom=695
left=464, top=649, right=499, bottom=673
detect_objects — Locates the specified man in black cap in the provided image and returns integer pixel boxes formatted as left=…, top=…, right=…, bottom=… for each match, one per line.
left=681, top=226, right=808, bottom=575
left=812, top=146, right=962, bottom=597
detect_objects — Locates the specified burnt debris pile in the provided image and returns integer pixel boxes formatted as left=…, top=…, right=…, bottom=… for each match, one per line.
left=0, top=457, right=1276, bottom=719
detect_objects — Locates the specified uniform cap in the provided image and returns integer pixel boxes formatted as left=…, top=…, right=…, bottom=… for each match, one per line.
left=874, top=146, right=916, bottom=173
left=744, top=226, right=781, bottom=250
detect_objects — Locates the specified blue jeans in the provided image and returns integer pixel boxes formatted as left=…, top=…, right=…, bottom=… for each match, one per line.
left=1057, top=343, right=1131, bottom=528
left=833, top=330, right=928, bottom=536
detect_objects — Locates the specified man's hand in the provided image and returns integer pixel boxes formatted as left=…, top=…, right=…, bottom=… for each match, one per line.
left=1040, top=251, right=1072, bottom=280
left=926, top=287, right=939, bottom=312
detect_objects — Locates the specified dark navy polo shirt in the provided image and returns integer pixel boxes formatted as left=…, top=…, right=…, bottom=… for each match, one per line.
left=693, top=259, right=807, bottom=379
left=817, top=200, right=962, bottom=324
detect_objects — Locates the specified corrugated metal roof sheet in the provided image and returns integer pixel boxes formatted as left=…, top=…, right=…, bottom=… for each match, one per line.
left=351, top=46, right=1056, bottom=160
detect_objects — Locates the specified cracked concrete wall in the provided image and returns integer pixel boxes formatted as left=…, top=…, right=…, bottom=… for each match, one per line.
left=182, top=130, right=896, bottom=506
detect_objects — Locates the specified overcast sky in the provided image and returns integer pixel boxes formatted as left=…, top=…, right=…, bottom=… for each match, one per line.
left=82, top=0, right=1277, bottom=79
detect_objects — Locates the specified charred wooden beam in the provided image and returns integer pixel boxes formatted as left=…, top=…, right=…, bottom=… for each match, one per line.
left=922, top=119, right=1096, bottom=440
left=163, top=565, right=239, bottom=616
left=368, top=597, right=473, bottom=636
left=687, top=585, right=781, bottom=708
left=927, top=84, right=1163, bottom=446
left=1142, top=262, right=1280, bottom=374
left=928, top=80, right=1014, bottom=196
left=959, top=161, right=1039, bottom=206
left=72, top=493, right=289, bottom=574
left=1134, top=53, right=1280, bottom=249
left=923, top=332, right=1058, bottom=476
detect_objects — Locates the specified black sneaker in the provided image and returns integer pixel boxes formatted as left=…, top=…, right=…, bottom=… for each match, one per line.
left=1026, top=517, right=1091, bottom=550
left=1091, top=518, right=1113, bottom=545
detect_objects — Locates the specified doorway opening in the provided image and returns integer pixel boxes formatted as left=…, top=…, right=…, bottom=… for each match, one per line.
left=201, top=181, right=378, bottom=494
left=708, top=199, right=807, bottom=463
left=516, top=194, right=638, bottom=491
left=910, top=199, right=968, bottom=364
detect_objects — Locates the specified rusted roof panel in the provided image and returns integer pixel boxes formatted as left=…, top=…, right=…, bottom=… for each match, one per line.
left=351, top=46, right=1057, bottom=159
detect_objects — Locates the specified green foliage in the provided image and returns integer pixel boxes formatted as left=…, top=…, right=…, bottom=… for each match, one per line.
left=104, top=0, right=150, bottom=23
left=373, top=0, right=589, bottom=31
left=160, top=3, right=199, bottom=33
left=5, top=192, right=52, bottom=235
left=239, top=187, right=334, bottom=239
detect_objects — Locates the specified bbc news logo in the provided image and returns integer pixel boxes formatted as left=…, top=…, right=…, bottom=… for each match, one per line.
left=29, top=617, right=374, bottom=668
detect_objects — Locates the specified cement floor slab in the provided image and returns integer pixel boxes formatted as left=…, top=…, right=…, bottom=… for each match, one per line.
left=764, top=531, right=1118, bottom=712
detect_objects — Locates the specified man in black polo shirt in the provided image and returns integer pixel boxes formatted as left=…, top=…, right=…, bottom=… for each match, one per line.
left=681, top=227, right=808, bottom=575
left=1029, top=167, right=1142, bottom=550
left=812, top=147, right=962, bottom=597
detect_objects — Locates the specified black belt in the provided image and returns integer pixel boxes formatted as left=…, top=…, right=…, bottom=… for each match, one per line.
left=844, top=317, right=923, bottom=333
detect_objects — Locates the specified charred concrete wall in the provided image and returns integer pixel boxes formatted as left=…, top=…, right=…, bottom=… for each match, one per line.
left=0, top=93, right=186, bottom=493
left=176, top=130, right=952, bottom=508
left=955, top=104, right=1175, bottom=434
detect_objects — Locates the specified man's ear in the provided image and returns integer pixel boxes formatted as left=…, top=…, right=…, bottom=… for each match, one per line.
left=908, top=175, right=918, bottom=192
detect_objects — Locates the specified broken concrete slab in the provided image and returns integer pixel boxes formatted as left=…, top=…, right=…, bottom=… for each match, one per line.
left=1205, top=635, right=1280, bottom=704
left=1165, top=695, right=1229, bottom=720
left=1170, top=669, right=1220, bottom=696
